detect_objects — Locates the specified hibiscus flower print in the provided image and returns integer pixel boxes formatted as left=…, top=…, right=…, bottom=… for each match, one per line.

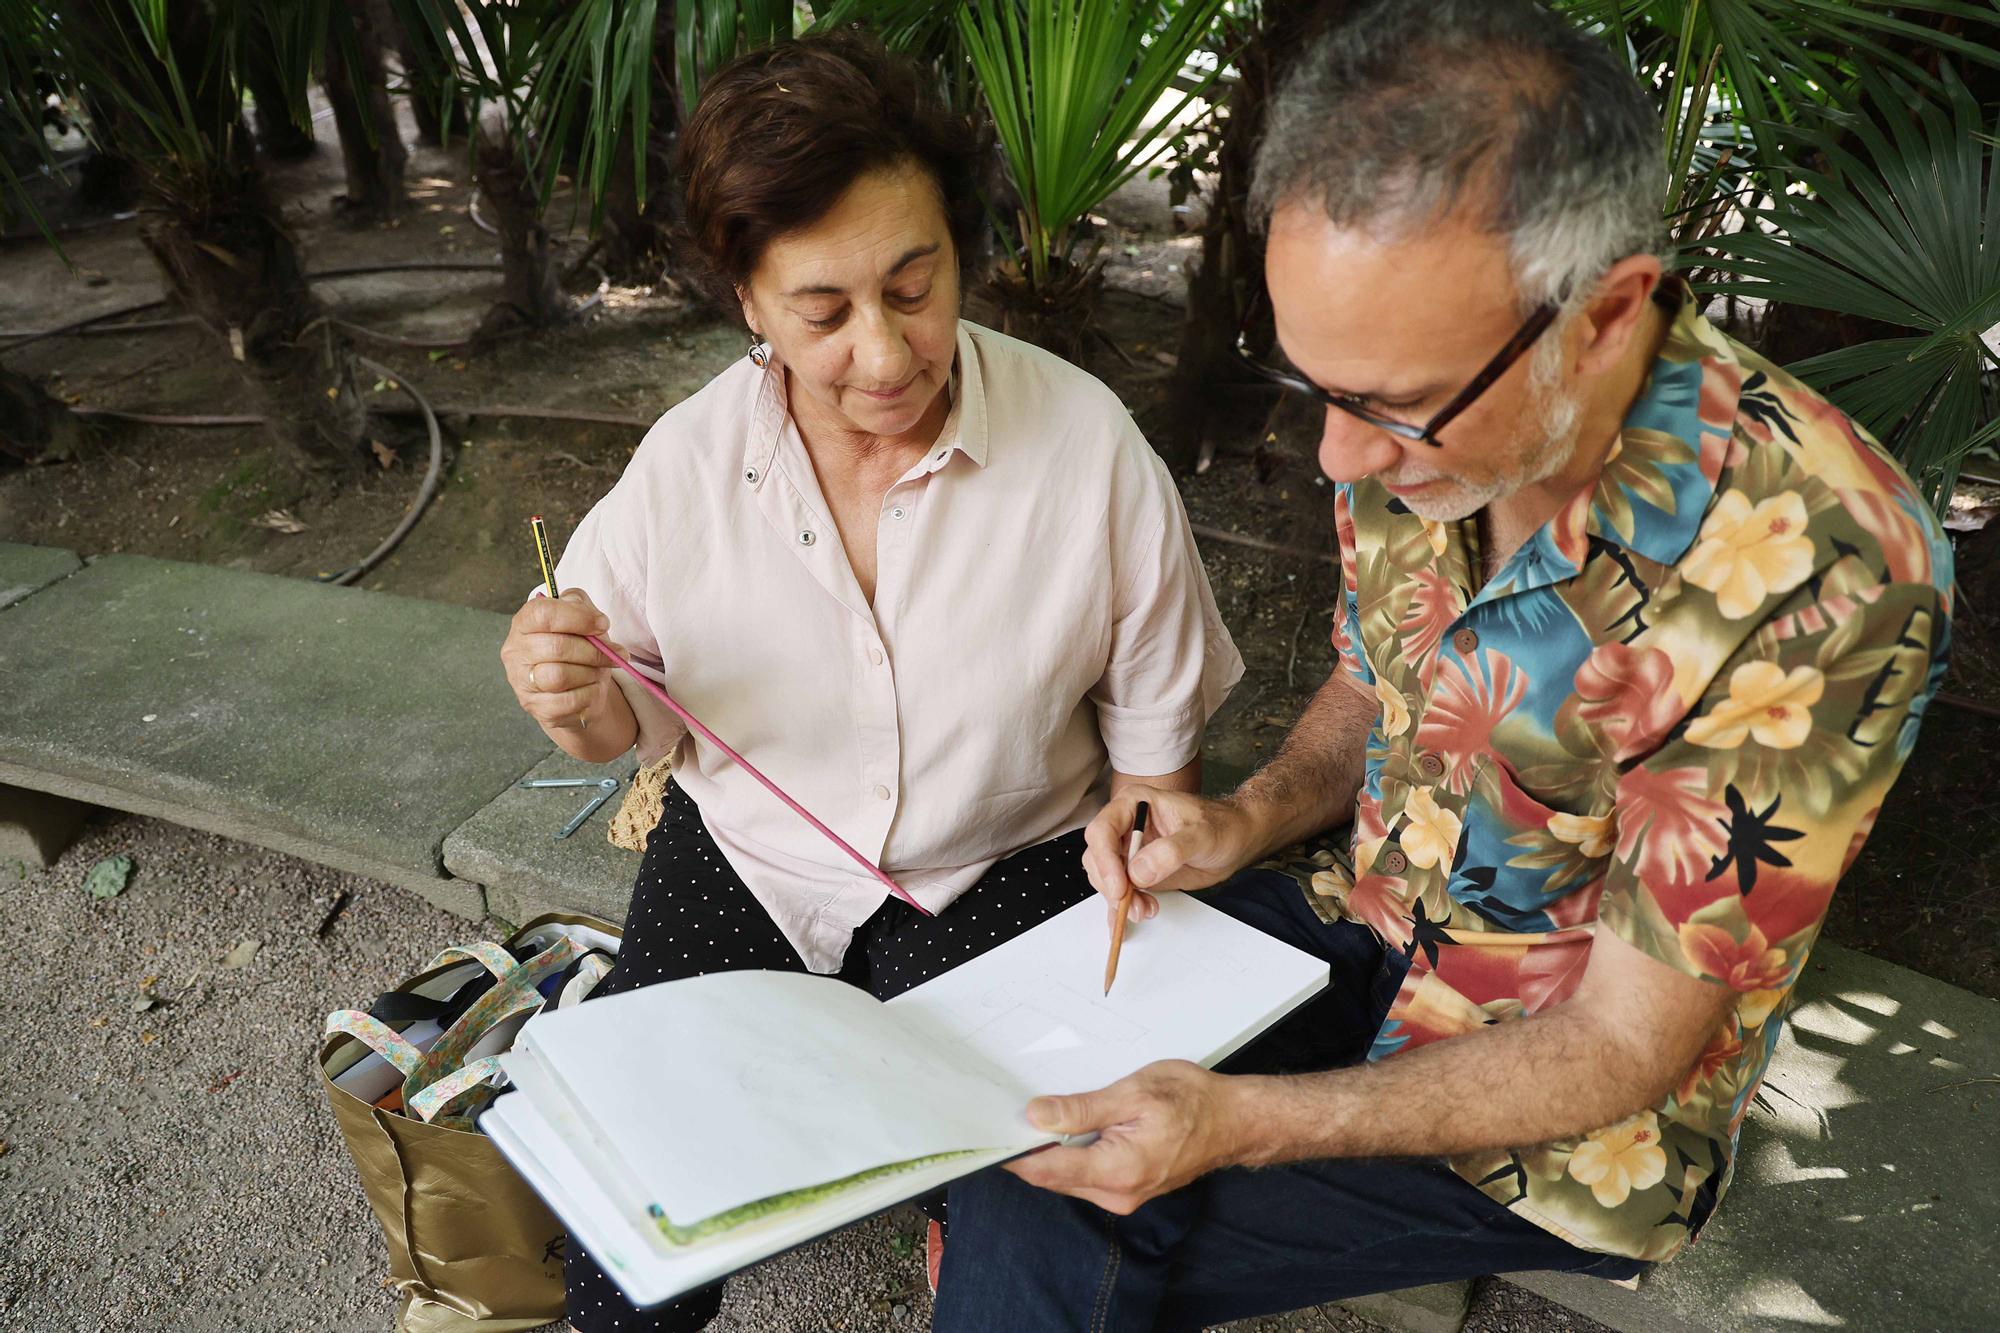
left=1573, top=642, right=1681, bottom=761
left=1684, top=660, right=1824, bottom=750
left=1376, top=675, right=1412, bottom=738
left=1614, top=766, right=1728, bottom=887
left=1568, top=1110, right=1669, bottom=1208
left=1679, top=921, right=1791, bottom=991
left=1401, top=786, right=1463, bottom=869
left=1683, top=489, right=1816, bottom=619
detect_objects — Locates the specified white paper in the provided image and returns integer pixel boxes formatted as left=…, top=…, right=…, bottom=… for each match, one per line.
left=497, top=890, right=1329, bottom=1279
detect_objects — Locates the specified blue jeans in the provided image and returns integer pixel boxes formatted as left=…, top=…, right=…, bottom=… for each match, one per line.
left=933, top=869, right=1648, bottom=1332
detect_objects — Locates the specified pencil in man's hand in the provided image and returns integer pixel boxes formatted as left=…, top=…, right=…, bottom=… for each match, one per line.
left=1103, top=801, right=1149, bottom=995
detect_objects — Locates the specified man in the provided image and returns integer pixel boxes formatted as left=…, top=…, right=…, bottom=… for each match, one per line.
left=932, top=1, right=1955, bottom=1328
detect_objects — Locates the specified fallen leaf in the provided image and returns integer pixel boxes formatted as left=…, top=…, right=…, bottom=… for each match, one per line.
left=223, top=939, right=261, bottom=969
left=325, top=386, right=339, bottom=400
left=370, top=439, right=399, bottom=470
left=253, top=509, right=308, bottom=535
left=0, top=1139, right=9, bottom=1157
left=85, top=855, right=133, bottom=899
left=89, top=1016, right=109, bottom=1029
left=131, top=997, right=157, bottom=1013
left=208, top=1069, right=245, bottom=1094
left=139, top=1031, right=159, bottom=1045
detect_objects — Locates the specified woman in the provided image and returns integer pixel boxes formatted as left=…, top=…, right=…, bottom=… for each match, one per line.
left=499, top=31, right=1242, bottom=1333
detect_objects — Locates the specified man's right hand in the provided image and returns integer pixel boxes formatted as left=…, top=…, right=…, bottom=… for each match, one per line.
left=1081, top=790, right=1262, bottom=926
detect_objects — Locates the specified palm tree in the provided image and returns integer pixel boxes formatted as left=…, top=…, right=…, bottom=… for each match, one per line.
left=957, top=0, right=1230, bottom=357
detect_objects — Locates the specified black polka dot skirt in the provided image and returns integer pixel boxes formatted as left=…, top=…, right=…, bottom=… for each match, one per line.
left=563, top=781, right=1093, bottom=1333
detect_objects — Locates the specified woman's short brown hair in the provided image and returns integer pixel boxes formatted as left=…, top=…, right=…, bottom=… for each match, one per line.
left=677, top=31, right=982, bottom=313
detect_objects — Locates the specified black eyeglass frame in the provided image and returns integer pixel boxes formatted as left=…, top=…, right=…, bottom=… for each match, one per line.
left=1234, top=298, right=1561, bottom=447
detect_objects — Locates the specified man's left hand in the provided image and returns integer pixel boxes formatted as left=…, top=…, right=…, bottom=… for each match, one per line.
left=1002, top=1060, right=1247, bottom=1214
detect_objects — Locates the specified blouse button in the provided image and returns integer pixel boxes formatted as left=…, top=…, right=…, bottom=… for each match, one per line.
left=1452, top=627, right=1480, bottom=655
left=1417, top=752, right=1446, bottom=781
left=890, top=506, right=906, bottom=520
left=744, top=466, right=759, bottom=484
left=869, top=647, right=884, bottom=666
left=798, top=530, right=815, bottom=546
left=873, top=784, right=891, bottom=801
left=1380, top=849, right=1409, bottom=876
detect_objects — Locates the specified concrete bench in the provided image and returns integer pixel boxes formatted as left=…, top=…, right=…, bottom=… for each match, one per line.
left=0, top=542, right=552, bottom=916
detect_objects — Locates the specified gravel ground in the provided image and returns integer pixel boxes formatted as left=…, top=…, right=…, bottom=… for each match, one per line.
left=0, top=812, right=1600, bottom=1333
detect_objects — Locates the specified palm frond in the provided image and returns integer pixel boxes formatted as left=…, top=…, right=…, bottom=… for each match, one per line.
left=1700, top=66, right=2000, bottom=510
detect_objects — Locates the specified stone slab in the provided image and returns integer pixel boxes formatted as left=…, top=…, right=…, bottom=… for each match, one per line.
left=1508, top=941, right=2000, bottom=1332
left=0, top=555, right=554, bottom=918
left=445, top=747, right=643, bottom=927
left=0, top=782, right=93, bottom=868
left=1341, top=1279, right=1472, bottom=1333
left=0, top=541, right=81, bottom=610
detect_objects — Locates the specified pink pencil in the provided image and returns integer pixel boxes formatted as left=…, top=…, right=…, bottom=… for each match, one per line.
left=582, top=634, right=927, bottom=914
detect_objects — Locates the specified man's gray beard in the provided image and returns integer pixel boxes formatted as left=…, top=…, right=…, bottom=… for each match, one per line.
left=1400, top=361, right=1584, bottom=524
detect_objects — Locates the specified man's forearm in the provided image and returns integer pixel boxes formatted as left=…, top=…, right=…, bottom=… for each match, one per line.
left=1224, top=1004, right=1682, bottom=1168
left=1227, top=672, right=1374, bottom=859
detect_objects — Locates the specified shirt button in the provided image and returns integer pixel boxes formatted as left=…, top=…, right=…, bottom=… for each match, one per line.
left=798, top=530, right=815, bottom=546
left=1417, top=752, right=1446, bottom=781
left=868, top=647, right=883, bottom=666
left=890, top=506, right=905, bottom=520
left=1452, top=627, right=1479, bottom=655
left=1380, top=849, right=1409, bottom=876
left=872, top=784, right=891, bottom=801
left=744, top=466, right=759, bottom=484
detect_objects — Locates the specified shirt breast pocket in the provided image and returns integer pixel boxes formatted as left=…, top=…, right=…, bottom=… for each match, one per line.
left=1447, top=756, right=1611, bottom=934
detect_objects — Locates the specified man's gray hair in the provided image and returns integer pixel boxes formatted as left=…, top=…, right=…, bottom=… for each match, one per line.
left=1250, top=0, right=1663, bottom=313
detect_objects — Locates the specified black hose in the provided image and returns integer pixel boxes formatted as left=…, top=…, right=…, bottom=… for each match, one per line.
left=316, top=356, right=446, bottom=587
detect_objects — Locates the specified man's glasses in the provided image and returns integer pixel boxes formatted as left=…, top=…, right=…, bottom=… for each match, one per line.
left=1234, top=296, right=1560, bottom=447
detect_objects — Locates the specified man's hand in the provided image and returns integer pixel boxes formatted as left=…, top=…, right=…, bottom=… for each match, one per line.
left=1002, top=1061, right=1248, bottom=1215
left=1081, top=790, right=1260, bottom=927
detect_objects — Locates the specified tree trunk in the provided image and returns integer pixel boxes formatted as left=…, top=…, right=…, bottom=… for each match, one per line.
left=1160, top=0, right=1336, bottom=474
left=138, top=172, right=368, bottom=476
left=241, top=33, right=317, bottom=161
left=474, top=125, right=569, bottom=337
left=321, top=0, right=406, bottom=221
left=0, top=366, right=86, bottom=465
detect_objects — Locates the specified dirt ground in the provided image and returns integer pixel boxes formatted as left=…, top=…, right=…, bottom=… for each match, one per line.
left=3, top=102, right=1996, bottom=1020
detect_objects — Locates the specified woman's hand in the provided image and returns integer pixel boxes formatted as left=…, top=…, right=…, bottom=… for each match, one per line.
left=1081, top=788, right=1260, bottom=927
left=500, top=590, right=633, bottom=750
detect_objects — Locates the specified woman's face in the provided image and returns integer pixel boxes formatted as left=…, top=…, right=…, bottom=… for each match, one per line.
left=739, top=163, right=959, bottom=440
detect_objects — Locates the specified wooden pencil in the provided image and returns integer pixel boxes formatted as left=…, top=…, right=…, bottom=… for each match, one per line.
left=1103, top=801, right=1149, bottom=995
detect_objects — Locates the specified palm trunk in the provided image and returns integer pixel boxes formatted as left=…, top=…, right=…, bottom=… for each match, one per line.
left=241, top=33, right=316, bottom=162
left=321, top=0, right=407, bottom=221
left=474, top=125, right=569, bottom=337
left=139, top=170, right=367, bottom=475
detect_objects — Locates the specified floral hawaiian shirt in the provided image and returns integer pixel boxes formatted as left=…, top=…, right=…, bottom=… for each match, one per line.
left=1271, top=283, right=1954, bottom=1262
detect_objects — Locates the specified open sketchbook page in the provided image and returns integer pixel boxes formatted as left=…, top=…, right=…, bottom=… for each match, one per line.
left=886, top=890, right=1332, bottom=1100
left=514, top=970, right=1035, bottom=1227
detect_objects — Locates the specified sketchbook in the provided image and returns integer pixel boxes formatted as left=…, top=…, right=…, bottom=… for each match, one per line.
left=482, top=891, right=1328, bottom=1307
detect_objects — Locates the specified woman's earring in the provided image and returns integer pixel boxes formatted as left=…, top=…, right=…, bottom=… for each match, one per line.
left=747, top=336, right=769, bottom=368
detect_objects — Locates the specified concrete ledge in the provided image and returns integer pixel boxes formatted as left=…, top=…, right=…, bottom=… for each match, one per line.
left=1508, top=941, right=2000, bottom=1332
left=0, top=553, right=553, bottom=918
left=0, top=540, right=81, bottom=610
left=444, top=748, right=642, bottom=926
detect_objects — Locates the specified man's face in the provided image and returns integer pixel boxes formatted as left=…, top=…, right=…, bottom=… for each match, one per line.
left=1263, top=202, right=1583, bottom=522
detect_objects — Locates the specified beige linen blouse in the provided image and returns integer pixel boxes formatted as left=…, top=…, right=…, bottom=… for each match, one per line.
left=552, top=319, right=1242, bottom=972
